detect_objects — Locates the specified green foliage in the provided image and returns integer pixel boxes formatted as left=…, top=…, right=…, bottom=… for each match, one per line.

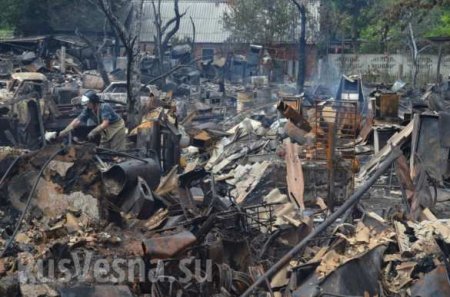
left=427, top=8, right=450, bottom=37
left=324, top=0, right=374, bottom=39
left=0, top=0, right=22, bottom=30
left=0, top=0, right=129, bottom=36
left=0, top=0, right=448, bottom=51
left=322, top=0, right=450, bottom=53
left=47, top=0, right=107, bottom=34
left=17, top=0, right=52, bottom=35
left=223, top=0, right=298, bottom=44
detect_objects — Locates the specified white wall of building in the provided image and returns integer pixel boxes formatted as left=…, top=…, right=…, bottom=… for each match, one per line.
left=322, top=54, right=448, bottom=85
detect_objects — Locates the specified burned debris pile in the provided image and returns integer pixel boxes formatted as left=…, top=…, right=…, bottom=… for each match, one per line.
left=0, top=37, right=449, bottom=297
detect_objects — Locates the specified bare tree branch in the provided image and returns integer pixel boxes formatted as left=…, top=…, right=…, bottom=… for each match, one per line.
left=290, top=0, right=304, bottom=11
left=161, top=9, right=187, bottom=34
left=162, top=0, right=185, bottom=49
left=190, top=16, right=196, bottom=52
left=408, top=22, right=418, bottom=60
left=96, top=0, right=131, bottom=50
left=75, top=27, right=111, bottom=87
left=150, top=0, right=186, bottom=87
left=91, top=0, right=144, bottom=127
left=418, top=44, right=432, bottom=54
left=99, top=19, right=109, bottom=51
left=152, top=0, right=164, bottom=75
left=75, top=27, right=94, bottom=49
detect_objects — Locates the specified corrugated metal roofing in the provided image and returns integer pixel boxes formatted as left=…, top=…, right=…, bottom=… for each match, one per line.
left=140, top=0, right=320, bottom=44
left=141, top=0, right=231, bottom=43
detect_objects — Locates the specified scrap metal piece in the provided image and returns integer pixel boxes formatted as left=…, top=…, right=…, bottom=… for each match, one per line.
left=410, top=264, right=450, bottom=297
left=142, top=230, right=197, bottom=259
left=177, top=168, right=208, bottom=214
left=373, top=92, right=400, bottom=120
left=411, top=158, right=435, bottom=212
left=394, top=154, right=414, bottom=214
left=214, top=263, right=253, bottom=296
left=103, top=158, right=161, bottom=196
left=291, top=245, right=387, bottom=297
left=336, top=74, right=364, bottom=104
left=154, top=166, right=179, bottom=205
left=240, top=147, right=402, bottom=297
left=373, top=126, right=400, bottom=154
left=413, top=113, right=449, bottom=184
left=120, top=177, right=155, bottom=220
left=439, top=112, right=450, bottom=148
left=359, top=120, right=414, bottom=179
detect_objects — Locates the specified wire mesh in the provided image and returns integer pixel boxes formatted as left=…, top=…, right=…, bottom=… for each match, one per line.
left=314, top=100, right=359, bottom=161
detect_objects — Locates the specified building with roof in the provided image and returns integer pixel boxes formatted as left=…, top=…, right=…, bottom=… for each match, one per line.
left=139, top=0, right=321, bottom=80
left=18, top=0, right=320, bottom=80
left=141, top=0, right=231, bottom=45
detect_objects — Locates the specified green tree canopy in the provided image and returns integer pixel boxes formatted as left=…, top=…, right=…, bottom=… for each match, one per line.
left=0, top=0, right=129, bottom=36
left=427, top=7, right=450, bottom=37
left=223, top=0, right=298, bottom=44
left=321, top=0, right=450, bottom=53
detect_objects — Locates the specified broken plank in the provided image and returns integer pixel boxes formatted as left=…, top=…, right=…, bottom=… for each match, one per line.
left=284, top=138, right=305, bottom=211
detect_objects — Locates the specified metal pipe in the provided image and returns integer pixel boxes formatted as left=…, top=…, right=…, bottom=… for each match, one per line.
left=240, top=147, right=402, bottom=297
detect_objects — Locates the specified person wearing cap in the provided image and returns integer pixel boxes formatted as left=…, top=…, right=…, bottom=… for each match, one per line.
left=49, top=90, right=126, bottom=150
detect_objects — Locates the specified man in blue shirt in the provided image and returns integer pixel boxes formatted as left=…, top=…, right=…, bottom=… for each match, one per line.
left=50, top=90, right=126, bottom=150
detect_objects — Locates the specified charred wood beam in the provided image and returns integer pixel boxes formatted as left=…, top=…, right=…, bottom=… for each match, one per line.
left=277, top=101, right=311, bottom=132
left=240, top=147, right=403, bottom=297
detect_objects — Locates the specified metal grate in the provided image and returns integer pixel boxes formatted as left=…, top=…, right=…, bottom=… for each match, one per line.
left=313, top=100, right=360, bottom=207
left=216, top=202, right=281, bottom=234
left=314, top=100, right=359, bottom=161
